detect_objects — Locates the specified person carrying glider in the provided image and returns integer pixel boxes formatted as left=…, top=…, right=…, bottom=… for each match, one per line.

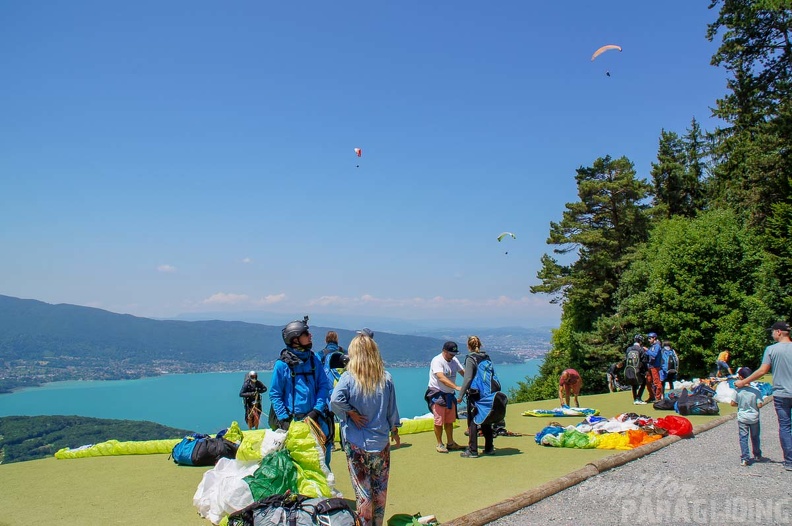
left=239, top=371, right=267, bottom=430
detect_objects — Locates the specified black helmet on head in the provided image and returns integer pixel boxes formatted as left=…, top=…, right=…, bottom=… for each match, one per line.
left=282, top=316, right=310, bottom=347
left=634, top=334, right=644, bottom=343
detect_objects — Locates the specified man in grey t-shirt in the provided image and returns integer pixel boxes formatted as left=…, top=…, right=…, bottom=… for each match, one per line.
left=736, top=321, right=792, bottom=470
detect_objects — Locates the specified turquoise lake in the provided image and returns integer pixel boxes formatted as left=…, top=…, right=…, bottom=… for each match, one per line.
left=0, top=360, right=542, bottom=433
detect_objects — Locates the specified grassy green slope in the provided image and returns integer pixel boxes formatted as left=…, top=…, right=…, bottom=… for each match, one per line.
left=0, top=388, right=737, bottom=526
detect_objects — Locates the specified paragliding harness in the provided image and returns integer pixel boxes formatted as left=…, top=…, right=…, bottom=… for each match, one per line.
left=170, top=432, right=239, bottom=466
left=661, top=347, right=679, bottom=376
left=268, top=350, right=335, bottom=446
left=467, top=356, right=508, bottom=427
left=321, top=346, right=349, bottom=387
left=227, top=492, right=362, bottom=526
left=241, top=379, right=267, bottom=429
left=624, top=345, right=643, bottom=386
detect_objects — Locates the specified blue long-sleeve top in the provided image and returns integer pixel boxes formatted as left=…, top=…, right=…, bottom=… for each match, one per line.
left=330, top=370, right=400, bottom=452
left=646, top=341, right=663, bottom=368
left=269, top=349, right=331, bottom=421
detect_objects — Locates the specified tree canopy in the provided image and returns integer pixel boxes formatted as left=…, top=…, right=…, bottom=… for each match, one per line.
left=513, top=0, right=792, bottom=402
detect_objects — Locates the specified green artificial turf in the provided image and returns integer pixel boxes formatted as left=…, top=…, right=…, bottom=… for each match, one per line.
left=0, top=387, right=737, bottom=526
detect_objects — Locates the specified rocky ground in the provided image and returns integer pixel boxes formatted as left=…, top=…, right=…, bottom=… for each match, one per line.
left=491, top=404, right=792, bottom=525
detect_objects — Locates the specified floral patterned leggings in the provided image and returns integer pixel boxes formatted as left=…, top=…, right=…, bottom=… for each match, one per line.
left=343, top=441, right=391, bottom=526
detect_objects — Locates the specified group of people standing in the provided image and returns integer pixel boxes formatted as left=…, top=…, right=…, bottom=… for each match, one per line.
left=619, top=332, right=679, bottom=405
left=237, top=318, right=502, bottom=526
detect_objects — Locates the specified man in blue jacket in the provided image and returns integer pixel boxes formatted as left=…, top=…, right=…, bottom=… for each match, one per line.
left=269, top=316, right=333, bottom=462
left=644, top=332, right=664, bottom=402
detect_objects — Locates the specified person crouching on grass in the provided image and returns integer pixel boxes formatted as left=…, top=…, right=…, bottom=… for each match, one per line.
left=558, top=369, right=583, bottom=408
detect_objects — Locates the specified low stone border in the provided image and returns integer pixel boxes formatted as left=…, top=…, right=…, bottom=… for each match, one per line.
left=442, top=413, right=737, bottom=526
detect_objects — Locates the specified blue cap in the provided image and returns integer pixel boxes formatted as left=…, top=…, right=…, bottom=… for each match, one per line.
left=647, top=332, right=658, bottom=339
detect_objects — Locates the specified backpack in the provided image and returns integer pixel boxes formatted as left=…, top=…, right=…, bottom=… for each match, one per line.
left=661, top=347, right=679, bottom=375
left=468, top=356, right=507, bottom=426
left=321, top=348, right=348, bottom=386
left=624, top=346, right=642, bottom=386
left=170, top=433, right=209, bottom=466
left=675, top=388, right=719, bottom=416
left=171, top=433, right=239, bottom=466
left=227, top=493, right=362, bottom=526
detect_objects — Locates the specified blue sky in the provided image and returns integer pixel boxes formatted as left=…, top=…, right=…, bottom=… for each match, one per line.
left=0, top=1, right=728, bottom=328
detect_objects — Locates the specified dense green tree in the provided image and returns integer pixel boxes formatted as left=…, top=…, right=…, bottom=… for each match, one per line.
left=651, top=119, right=708, bottom=220
left=531, top=156, right=652, bottom=332
left=611, top=209, right=774, bottom=377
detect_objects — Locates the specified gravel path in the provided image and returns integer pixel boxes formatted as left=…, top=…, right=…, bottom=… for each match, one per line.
left=490, top=405, right=792, bottom=525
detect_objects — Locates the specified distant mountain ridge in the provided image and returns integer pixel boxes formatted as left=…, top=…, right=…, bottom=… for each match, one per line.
left=0, top=294, right=522, bottom=392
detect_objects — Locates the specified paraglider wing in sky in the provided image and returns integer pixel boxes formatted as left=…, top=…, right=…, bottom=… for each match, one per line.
left=497, top=232, right=516, bottom=242
left=354, top=148, right=362, bottom=157
left=591, top=44, right=622, bottom=61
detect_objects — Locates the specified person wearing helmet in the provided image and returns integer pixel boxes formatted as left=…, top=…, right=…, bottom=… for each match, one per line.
left=268, top=316, right=333, bottom=463
left=239, top=371, right=267, bottom=430
left=624, top=334, right=648, bottom=404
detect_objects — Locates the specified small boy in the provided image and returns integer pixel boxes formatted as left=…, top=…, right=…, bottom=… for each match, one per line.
left=729, top=367, right=765, bottom=466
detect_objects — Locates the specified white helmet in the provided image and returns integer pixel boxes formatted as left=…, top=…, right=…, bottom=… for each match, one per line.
left=249, top=371, right=257, bottom=377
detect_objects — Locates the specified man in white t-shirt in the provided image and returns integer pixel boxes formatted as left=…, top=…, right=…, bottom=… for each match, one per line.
left=426, top=341, right=465, bottom=453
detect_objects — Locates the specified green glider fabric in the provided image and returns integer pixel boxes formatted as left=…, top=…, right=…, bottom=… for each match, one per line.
left=284, top=420, right=331, bottom=498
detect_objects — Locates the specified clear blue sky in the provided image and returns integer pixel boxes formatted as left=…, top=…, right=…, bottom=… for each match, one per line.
left=0, top=1, right=728, bottom=328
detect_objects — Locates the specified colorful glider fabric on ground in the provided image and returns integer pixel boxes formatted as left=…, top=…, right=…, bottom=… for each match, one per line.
left=534, top=413, right=689, bottom=450
left=521, top=407, right=600, bottom=417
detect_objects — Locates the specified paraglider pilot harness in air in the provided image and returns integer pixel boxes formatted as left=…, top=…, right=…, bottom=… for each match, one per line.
left=269, top=349, right=336, bottom=446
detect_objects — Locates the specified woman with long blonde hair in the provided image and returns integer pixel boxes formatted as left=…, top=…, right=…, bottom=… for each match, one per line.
left=331, top=334, right=400, bottom=526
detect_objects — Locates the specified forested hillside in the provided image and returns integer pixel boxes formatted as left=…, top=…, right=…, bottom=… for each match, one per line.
left=512, top=1, right=792, bottom=401
left=0, top=415, right=193, bottom=464
left=0, top=295, right=520, bottom=392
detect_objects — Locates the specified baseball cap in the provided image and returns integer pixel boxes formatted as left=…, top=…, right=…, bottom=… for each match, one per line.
left=647, top=332, right=658, bottom=339
left=442, top=341, right=459, bottom=354
left=357, top=328, right=375, bottom=339
left=737, top=367, right=752, bottom=379
left=769, top=321, right=790, bottom=332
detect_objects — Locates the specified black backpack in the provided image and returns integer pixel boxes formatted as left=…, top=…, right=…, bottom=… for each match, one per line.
left=227, top=493, right=362, bottom=526
left=675, top=388, right=719, bottom=416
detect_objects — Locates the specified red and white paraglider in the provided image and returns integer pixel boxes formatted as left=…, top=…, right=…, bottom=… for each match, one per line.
left=354, top=147, right=362, bottom=168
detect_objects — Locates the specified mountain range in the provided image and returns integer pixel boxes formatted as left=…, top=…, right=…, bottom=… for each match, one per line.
left=0, top=294, right=541, bottom=392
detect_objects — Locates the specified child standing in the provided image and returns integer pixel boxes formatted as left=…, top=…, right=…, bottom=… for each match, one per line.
left=729, top=367, right=765, bottom=466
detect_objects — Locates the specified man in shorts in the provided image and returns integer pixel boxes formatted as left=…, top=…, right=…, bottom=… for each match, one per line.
left=426, top=341, right=465, bottom=453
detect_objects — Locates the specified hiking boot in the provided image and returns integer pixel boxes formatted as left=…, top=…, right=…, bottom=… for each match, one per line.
left=436, top=444, right=448, bottom=453
left=785, top=463, right=792, bottom=471
left=460, top=449, right=479, bottom=458
left=741, top=459, right=750, bottom=466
